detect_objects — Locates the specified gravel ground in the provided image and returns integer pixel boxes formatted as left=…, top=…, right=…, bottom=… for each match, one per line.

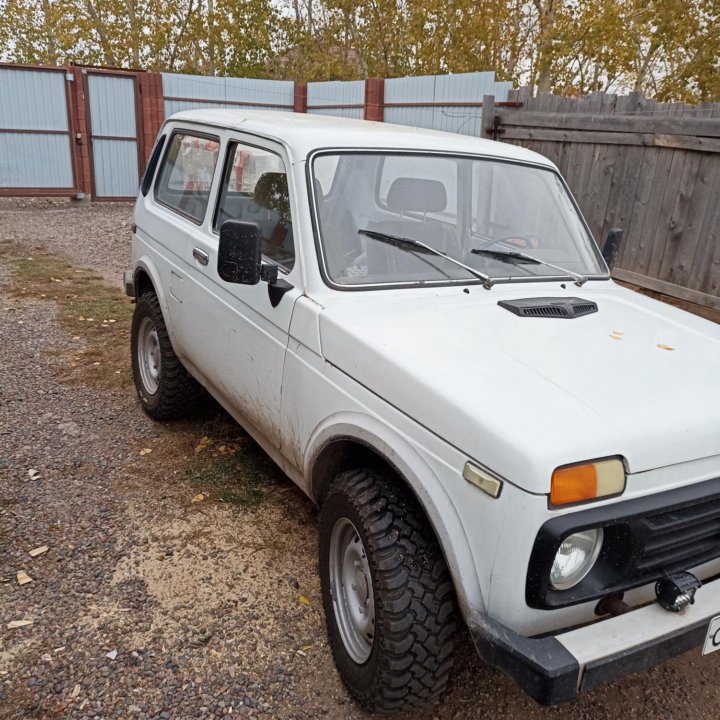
left=1, top=199, right=720, bottom=720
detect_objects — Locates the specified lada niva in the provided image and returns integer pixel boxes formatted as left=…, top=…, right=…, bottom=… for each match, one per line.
left=125, top=109, right=720, bottom=712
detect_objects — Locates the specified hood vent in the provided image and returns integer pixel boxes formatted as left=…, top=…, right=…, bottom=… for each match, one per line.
left=498, top=297, right=598, bottom=319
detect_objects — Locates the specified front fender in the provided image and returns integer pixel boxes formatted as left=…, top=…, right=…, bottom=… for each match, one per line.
left=133, top=252, right=175, bottom=338
left=305, top=411, right=485, bottom=617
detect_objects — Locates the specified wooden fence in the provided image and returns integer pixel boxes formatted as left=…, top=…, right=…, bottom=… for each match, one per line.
left=482, top=90, right=720, bottom=313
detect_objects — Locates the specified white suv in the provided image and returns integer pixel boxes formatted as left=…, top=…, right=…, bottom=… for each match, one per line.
left=126, top=110, right=720, bottom=712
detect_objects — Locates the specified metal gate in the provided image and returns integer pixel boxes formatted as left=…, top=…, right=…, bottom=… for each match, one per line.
left=0, top=66, right=77, bottom=195
left=85, top=71, right=143, bottom=200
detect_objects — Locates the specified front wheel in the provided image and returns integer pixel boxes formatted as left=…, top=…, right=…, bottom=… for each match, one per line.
left=319, top=468, right=457, bottom=713
left=130, top=291, right=200, bottom=420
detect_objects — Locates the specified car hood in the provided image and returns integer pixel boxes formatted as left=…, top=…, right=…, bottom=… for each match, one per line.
left=317, top=282, right=720, bottom=493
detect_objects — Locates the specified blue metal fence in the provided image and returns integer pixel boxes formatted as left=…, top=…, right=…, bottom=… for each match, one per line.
left=307, top=80, right=365, bottom=119
left=384, top=72, right=513, bottom=136
left=0, top=67, right=74, bottom=191
left=162, top=73, right=295, bottom=116
left=86, top=73, right=140, bottom=198
left=0, top=64, right=516, bottom=200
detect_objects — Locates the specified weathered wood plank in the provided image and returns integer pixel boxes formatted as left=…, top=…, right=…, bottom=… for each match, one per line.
left=481, top=94, right=495, bottom=139
left=603, top=145, right=646, bottom=256
left=645, top=150, right=693, bottom=279
left=692, top=168, right=720, bottom=295
left=637, top=149, right=683, bottom=277
left=496, top=110, right=720, bottom=138
left=656, top=151, right=706, bottom=285
left=501, top=127, right=655, bottom=145
left=654, top=134, right=720, bottom=152
left=574, top=139, right=598, bottom=214
left=619, top=147, right=663, bottom=272
left=669, top=154, right=720, bottom=290
left=612, top=268, right=720, bottom=311
left=502, top=127, right=720, bottom=152
left=585, top=142, right=619, bottom=244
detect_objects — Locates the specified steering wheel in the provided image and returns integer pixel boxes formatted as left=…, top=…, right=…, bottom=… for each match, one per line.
left=474, top=234, right=540, bottom=251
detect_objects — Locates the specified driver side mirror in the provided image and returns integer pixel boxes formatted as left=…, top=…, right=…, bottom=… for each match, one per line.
left=218, top=220, right=262, bottom=285
left=602, top=228, right=623, bottom=271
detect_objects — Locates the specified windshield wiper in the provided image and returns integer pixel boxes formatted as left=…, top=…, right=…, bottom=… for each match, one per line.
left=358, top=229, right=494, bottom=289
left=470, top=247, right=587, bottom=287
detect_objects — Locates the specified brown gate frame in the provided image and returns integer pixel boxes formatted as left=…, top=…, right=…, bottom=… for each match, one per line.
left=81, top=67, right=147, bottom=201
left=0, top=63, right=81, bottom=197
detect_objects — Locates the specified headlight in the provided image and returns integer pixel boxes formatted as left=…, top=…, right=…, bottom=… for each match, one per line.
left=550, top=528, right=604, bottom=590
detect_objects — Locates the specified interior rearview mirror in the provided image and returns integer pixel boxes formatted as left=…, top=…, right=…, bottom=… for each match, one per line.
left=218, top=220, right=262, bottom=284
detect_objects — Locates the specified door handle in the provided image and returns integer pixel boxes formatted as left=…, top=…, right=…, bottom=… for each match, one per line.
left=192, top=247, right=209, bottom=266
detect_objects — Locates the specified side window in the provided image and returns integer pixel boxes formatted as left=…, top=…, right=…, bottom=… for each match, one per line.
left=155, top=132, right=220, bottom=223
left=215, top=142, right=295, bottom=271
left=141, top=135, right=166, bottom=197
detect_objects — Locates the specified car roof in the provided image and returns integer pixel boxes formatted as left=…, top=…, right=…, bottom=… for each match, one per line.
left=166, top=109, right=554, bottom=167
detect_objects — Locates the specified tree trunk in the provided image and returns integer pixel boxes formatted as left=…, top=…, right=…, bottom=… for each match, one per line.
left=85, top=1, right=117, bottom=66
left=128, top=0, right=140, bottom=68
left=207, top=0, right=216, bottom=75
left=169, top=0, right=196, bottom=70
left=633, top=41, right=657, bottom=94
left=533, top=0, right=556, bottom=95
left=41, top=0, right=58, bottom=64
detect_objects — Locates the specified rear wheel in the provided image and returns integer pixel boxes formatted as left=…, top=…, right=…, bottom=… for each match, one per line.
left=319, top=468, right=457, bottom=713
left=131, top=291, right=200, bottom=420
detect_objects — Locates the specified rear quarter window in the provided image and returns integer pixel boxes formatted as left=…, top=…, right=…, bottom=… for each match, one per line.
left=140, top=135, right=166, bottom=197
left=154, top=132, right=220, bottom=223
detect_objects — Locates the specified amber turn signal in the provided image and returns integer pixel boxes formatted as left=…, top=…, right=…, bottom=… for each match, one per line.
left=550, top=458, right=625, bottom=507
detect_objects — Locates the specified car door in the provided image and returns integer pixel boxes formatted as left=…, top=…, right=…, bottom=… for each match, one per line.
left=150, top=128, right=222, bottom=364
left=180, top=135, right=303, bottom=449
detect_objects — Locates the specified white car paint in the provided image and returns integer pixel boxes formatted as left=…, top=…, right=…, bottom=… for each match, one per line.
left=132, top=109, right=720, bottom=697
left=318, top=282, right=720, bottom=488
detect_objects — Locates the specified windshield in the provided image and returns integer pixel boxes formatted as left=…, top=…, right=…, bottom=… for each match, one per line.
left=311, top=152, right=607, bottom=287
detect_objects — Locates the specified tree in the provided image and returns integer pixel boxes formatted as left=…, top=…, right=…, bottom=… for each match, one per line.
left=0, top=0, right=717, bottom=101
left=0, top=0, right=281, bottom=75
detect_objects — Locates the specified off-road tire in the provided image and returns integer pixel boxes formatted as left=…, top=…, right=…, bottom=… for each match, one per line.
left=319, top=468, right=457, bottom=713
left=131, top=291, right=200, bottom=420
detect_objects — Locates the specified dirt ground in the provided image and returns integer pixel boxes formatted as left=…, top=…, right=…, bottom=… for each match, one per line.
left=1, top=199, right=720, bottom=719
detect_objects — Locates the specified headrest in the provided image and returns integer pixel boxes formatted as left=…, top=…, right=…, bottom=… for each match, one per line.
left=386, top=177, right=447, bottom=213
left=254, top=172, right=290, bottom=222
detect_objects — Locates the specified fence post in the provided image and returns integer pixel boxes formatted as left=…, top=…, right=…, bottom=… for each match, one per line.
left=481, top=94, right=495, bottom=139
left=364, top=78, right=384, bottom=122
left=294, top=83, right=307, bottom=113
left=138, top=72, right=165, bottom=166
left=69, top=67, right=93, bottom=199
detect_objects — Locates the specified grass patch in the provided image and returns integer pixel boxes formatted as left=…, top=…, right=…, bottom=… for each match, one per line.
left=183, top=409, right=284, bottom=509
left=9, top=248, right=133, bottom=388
left=185, top=452, right=267, bottom=507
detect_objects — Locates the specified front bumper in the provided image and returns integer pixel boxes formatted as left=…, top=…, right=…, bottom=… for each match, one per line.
left=469, top=576, right=720, bottom=705
left=123, top=270, right=135, bottom=298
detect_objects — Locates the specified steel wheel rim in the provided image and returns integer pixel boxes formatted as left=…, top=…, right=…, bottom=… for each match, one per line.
left=137, top=316, right=161, bottom=395
left=329, top=517, right=375, bottom=664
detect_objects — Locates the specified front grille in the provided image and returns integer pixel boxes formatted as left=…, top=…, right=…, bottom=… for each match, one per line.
left=526, top=476, right=720, bottom=609
left=635, top=497, right=720, bottom=575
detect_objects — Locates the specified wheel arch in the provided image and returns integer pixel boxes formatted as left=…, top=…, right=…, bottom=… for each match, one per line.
left=306, top=413, right=485, bottom=616
left=132, top=257, right=175, bottom=337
